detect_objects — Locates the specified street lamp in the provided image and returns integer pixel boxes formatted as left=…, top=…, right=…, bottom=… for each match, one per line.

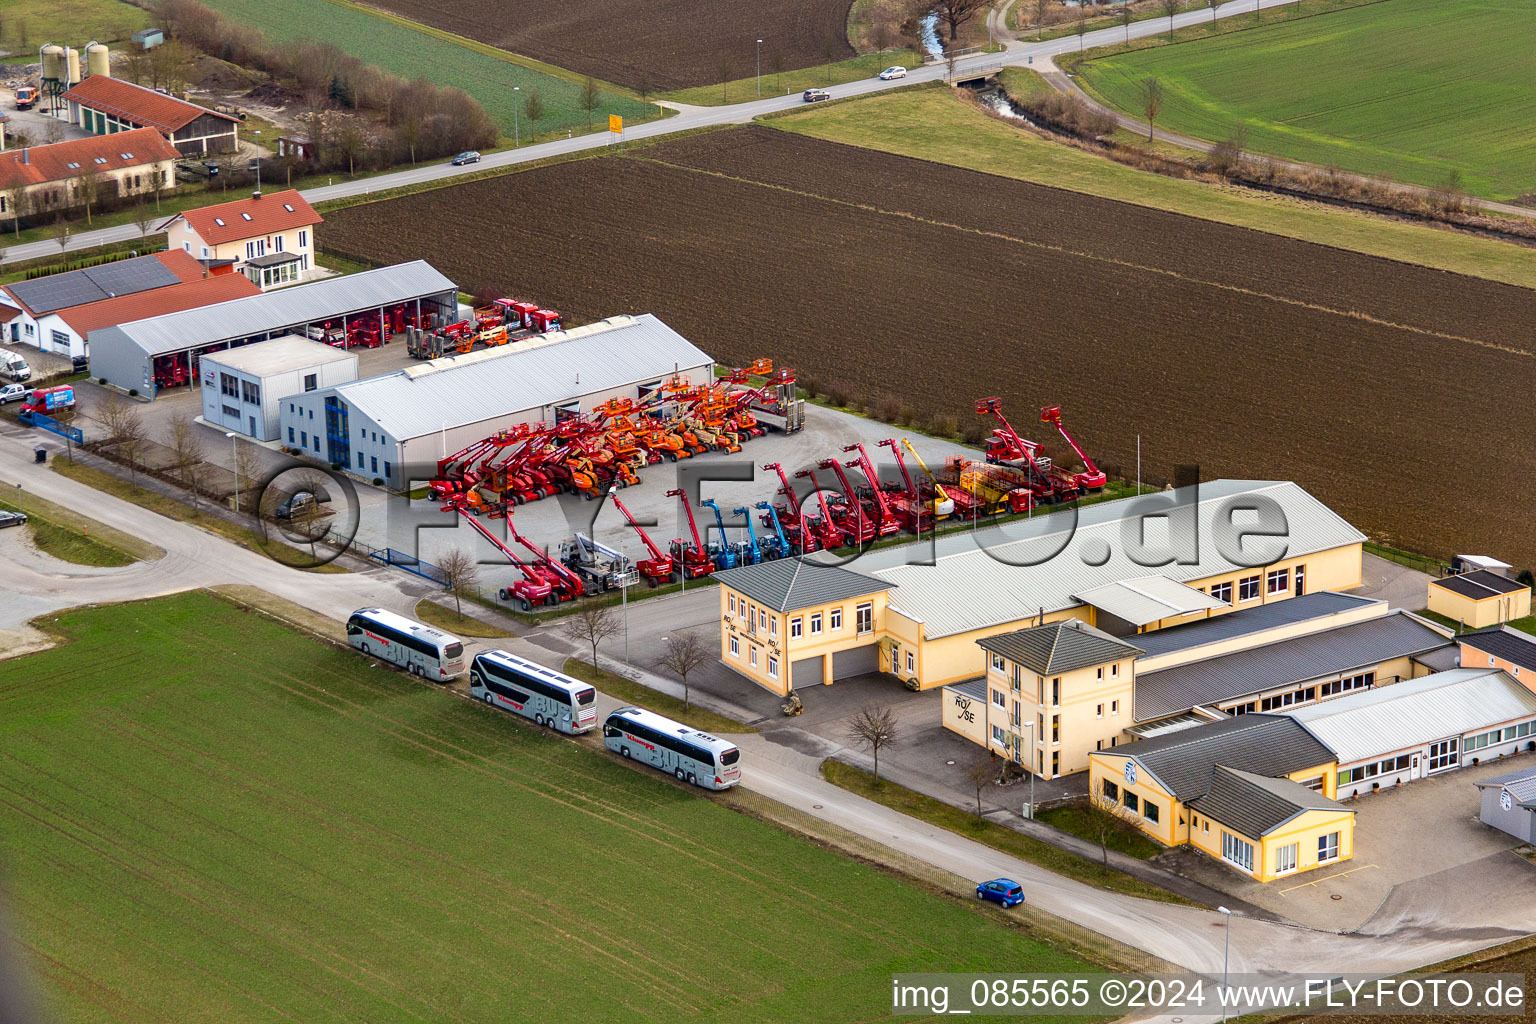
left=1217, top=905, right=1232, bottom=1022
left=610, top=485, right=629, bottom=666
left=756, top=39, right=763, bottom=97
left=513, top=85, right=521, bottom=147
left=225, top=431, right=239, bottom=512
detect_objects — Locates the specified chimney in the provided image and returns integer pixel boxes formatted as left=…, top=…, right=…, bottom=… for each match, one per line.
left=20, top=148, right=27, bottom=165
left=252, top=189, right=261, bottom=200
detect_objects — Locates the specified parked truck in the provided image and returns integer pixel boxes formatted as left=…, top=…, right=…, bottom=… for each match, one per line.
left=14, top=85, right=37, bottom=110
left=1, top=352, right=31, bottom=382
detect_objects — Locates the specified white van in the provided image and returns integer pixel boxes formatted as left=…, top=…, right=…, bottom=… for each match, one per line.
left=1, top=353, right=30, bottom=382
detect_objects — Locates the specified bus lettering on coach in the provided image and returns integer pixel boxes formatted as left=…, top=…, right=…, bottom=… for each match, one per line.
left=603, top=707, right=741, bottom=790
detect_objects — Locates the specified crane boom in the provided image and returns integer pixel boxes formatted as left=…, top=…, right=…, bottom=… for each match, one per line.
left=610, top=495, right=667, bottom=562
left=1040, top=404, right=1107, bottom=490
left=900, top=438, right=954, bottom=514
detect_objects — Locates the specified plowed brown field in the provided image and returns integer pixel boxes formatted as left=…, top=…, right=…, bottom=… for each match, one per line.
left=359, top=0, right=854, bottom=90
left=324, top=126, right=1536, bottom=567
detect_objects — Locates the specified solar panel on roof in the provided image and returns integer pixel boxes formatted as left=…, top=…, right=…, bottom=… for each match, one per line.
left=85, top=259, right=177, bottom=298
left=9, top=272, right=108, bottom=313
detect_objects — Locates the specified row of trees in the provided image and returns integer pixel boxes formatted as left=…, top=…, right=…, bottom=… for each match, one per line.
left=152, top=0, right=497, bottom=169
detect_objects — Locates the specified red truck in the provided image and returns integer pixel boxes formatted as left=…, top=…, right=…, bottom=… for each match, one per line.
left=14, top=85, right=37, bottom=110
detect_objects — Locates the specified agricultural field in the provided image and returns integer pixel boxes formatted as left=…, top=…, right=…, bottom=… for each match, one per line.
left=195, top=0, right=652, bottom=137
left=0, top=593, right=1094, bottom=1022
left=343, top=0, right=855, bottom=90
left=323, top=126, right=1536, bottom=567
left=0, top=0, right=149, bottom=48
left=1072, top=0, right=1536, bottom=201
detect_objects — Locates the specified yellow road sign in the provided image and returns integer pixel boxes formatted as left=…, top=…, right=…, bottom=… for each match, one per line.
left=609, top=114, right=623, bottom=133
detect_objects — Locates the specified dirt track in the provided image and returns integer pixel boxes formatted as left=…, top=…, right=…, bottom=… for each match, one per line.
left=323, top=126, right=1536, bottom=568
left=358, top=0, right=855, bottom=90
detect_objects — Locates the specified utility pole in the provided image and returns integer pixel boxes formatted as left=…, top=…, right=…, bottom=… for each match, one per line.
left=226, top=431, right=239, bottom=511
left=756, top=39, right=763, bottom=97
left=513, top=85, right=520, bottom=147
left=1218, top=906, right=1232, bottom=1022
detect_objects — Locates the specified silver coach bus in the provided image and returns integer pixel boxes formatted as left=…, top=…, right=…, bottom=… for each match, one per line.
left=470, top=650, right=598, bottom=734
left=346, top=607, right=465, bottom=681
left=603, top=706, right=742, bottom=790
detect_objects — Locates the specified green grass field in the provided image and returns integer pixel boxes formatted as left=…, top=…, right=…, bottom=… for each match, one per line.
left=0, top=0, right=148, bottom=49
left=196, top=0, right=653, bottom=139
left=1072, top=0, right=1536, bottom=200
left=769, top=85, right=1536, bottom=288
left=1, top=593, right=1096, bottom=1022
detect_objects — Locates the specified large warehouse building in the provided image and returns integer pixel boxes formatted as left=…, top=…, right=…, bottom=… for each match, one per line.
left=279, top=314, right=712, bottom=489
left=88, top=261, right=458, bottom=396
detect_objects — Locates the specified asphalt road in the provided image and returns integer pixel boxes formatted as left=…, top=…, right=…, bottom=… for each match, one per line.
left=0, top=0, right=1313, bottom=266
left=3, top=427, right=1530, bottom=1023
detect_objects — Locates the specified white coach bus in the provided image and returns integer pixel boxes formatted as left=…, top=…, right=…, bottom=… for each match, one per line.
left=603, top=706, right=742, bottom=790
left=346, top=607, right=466, bottom=681
left=469, top=650, right=598, bottom=734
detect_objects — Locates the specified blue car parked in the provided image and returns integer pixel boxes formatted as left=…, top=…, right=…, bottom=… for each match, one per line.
left=975, top=878, right=1025, bottom=907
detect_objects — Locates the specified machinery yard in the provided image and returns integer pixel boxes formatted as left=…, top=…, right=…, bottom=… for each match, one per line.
left=322, top=125, right=1536, bottom=569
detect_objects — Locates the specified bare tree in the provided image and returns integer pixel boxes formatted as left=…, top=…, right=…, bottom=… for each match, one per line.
left=524, top=89, right=545, bottom=132
left=656, top=630, right=707, bottom=709
left=1209, top=0, right=1219, bottom=22
left=1081, top=793, right=1145, bottom=870
left=1075, top=7, right=1090, bottom=50
left=437, top=547, right=481, bottom=617
left=43, top=119, right=64, bottom=145
left=579, top=76, right=602, bottom=129
left=233, top=439, right=263, bottom=513
left=335, top=121, right=364, bottom=177
left=1160, top=0, right=1180, bottom=37
left=398, top=116, right=421, bottom=166
left=1121, top=2, right=1135, bottom=41
left=1035, top=0, right=1050, bottom=40
left=966, top=751, right=998, bottom=820
left=771, top=52, right=785, bottom=93
left=563, top=603, right=621, bottom=667
left=99, top=394, right=148, bottom=486
left=52, top=218, right=71, bottom=257
left=132, top=203, right=157, bottom=244
left=5, top=186, right=29, bottom=239
left=849, top=705, right=899, bottom=784
left=933, top=0, right=991, bottom=41
left=122, top=47, right=151, bottom=85
left=167, top=412, right=208, bottom=503
left=1141, top=76, right=1165, bottom=141
left=717, top=56, right=732, bottom=103
left=631, top=75, right=652, bottom=113
left=288, top=470, right=331, bottom=557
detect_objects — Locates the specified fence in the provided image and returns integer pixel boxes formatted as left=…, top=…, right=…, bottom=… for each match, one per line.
left=360, top=544, right=450, bottom=587
left=19, top=410, right=83, bottom=446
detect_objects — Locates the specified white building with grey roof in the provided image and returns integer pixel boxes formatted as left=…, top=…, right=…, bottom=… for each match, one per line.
left=279, top=314, right=713, bottom=489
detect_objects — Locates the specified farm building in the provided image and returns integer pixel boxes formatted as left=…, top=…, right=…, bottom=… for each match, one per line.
left=0, top=250, right=255, bottom=360
left=88, top=260, right=458, bottom=396
left=199, top=336, right=358, bottom=442
left=162, top=190, right=323, bottom=290
left=60, top=75, right=240, bottom=155
left=938, top=591, right=1453, bottom=780
left=1426, top=569, right=1531, bottom=629
left=716, top=480, right=1367, bottom=703
left=1474, top=766, right=1536, bottom=844
left=1085, top=715, right=1354, bottom=882
left=279, top=314, right=713, bottom=489
left=1289, top=667, right=1536, bottom=798
left=0, top=128, right=178, bottom=225
left=1458, top=626, right=1536, bottom=695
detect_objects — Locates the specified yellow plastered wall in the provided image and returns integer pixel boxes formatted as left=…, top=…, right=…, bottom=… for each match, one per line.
left=718, top=585, right=889, bottom=697
left=1135, top=544, right=1365, bottom=633
left=986, top=655, right=1135, bottom=778
left=1460, top=642, right=1535, bottom=697
left=941, top=686, right=987, bottom=745
left=1188, top=809, right=1354, bottom=881
left=1427, top=584, right=1532, bottom=630
left=915, top=607, right=1090, bottom=690
left=1086, top=753, right=1180, bottom=847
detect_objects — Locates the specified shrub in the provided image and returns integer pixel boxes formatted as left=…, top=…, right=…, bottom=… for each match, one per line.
left=97, top=377, right=106, bottom=384
left=372, top=477, right=383, bottom=486
left=827, top=386, right=850, bottom=408
left=128, top=389, right=138, bottom=397
left=877, top=394, right=904, bottom=423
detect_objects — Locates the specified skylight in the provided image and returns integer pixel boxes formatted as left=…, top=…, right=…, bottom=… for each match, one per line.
left=93, top=157, right=107, bottom=164
left=282, top=204, right=294, bottom=212
left=241, top=212, right=252, bottom=221
left=214, top=217, right=226, bottom=226
left=66, top=161, right=80, bottom=169
left=120, top=152, right=132, bottom=159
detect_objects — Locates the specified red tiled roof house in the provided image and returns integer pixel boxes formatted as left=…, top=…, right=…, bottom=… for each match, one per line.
left=0, top=128, right=178, bottom=224
left=162, top=189, right=324, bottom=290
left=61, top=74, right=240, bottom=155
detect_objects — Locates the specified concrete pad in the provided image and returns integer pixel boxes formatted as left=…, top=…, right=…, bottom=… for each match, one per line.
left=1355, top=552, right=1435, bottom=611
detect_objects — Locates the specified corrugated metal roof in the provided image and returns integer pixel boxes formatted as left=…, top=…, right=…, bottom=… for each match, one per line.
left=1474, top=765, right=1536, bottom=808
left=91, top=261, right=456, bottom=357
left=1461, top=626, right=1536, bottom=673
left=712, top=557, right=889, bottom=613
left=201, top=335, right=356, bottom=376
left=1188, top=765, right=1350, bottom=838
left=1074, top=574, right=1229, bottom=627
left=821, top=481, right=1366, bottom=640
left=1119, top=714, right=1335, bottom=801
left=328, top=314, right=713, bottom=440
left=1134, top=591, right=1380, bottom=660
left=1288, top=667, right=1536, bottom=765
left=1134, top=612, right=1451, bottom=722
left=976, top=619, right=1142, bottom=675
left=1432, top=570, right=1529, bottom=600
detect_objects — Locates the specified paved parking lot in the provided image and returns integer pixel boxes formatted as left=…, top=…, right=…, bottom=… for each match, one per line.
left=1163, top=749, right=1536, bottom=932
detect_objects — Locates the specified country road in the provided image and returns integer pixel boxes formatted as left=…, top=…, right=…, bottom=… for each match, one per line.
left=0, top=0, right=1316, bottom=266
left=2, top=425, right=1531, bottom=1024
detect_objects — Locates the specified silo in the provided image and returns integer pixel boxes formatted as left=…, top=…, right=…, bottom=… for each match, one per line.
left=39, top=44, right=64, bottom=84
left=65, top=47, right=82, bottom=85
left=86, top=42, right=110, bottom=78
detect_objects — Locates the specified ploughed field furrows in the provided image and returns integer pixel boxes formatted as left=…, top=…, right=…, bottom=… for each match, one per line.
left=355, top=0, right=855, bottom=90
left=324, top=126, right=1536, bottom=566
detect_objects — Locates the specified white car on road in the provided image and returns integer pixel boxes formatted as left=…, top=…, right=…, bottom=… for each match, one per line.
left=878, top=66, right=907, bottom=81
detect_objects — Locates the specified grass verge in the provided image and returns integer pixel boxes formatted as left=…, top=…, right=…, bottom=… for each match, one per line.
left=821, top=760, right=1196, bottom=906
left=563, top=658, right=758, bottom=735
left=0, top=487, right=159, bottom=564
left=49, top=457, right=349, bottom=572
left=1036, top=803, right=1162, bottom=859
left=0, top=497, right=138, bottom=567
left=768, top=85, right=1536, bottom=289
left=1415, top=607, right=1536, bottom=639
left=414, top=597, right=513, bottom=638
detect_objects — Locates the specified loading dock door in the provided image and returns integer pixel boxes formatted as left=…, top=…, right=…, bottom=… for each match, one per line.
left=831, top=645, right=879, bottom=679
left=791, top=655, right=824, bottom=690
